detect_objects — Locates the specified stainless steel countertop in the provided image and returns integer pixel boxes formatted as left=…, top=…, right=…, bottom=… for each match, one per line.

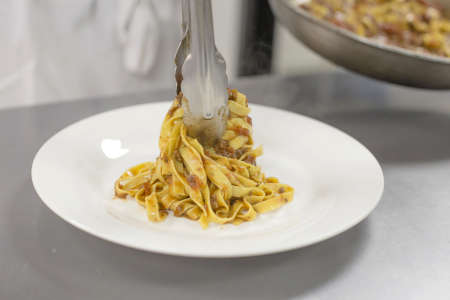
left=1, top=74, right=449, bottom=300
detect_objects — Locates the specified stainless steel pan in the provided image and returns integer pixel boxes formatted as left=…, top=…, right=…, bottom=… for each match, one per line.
left=269, top=0, right=450, bottom=89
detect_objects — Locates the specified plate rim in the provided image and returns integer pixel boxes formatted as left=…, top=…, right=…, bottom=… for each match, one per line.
left=31, top=102, right=384, bottom=258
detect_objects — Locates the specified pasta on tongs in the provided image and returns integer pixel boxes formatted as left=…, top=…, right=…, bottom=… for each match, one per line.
left=114, top=1, right=294, bottom=228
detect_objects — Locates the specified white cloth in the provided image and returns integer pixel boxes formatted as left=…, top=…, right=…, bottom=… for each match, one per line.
left=0, top=0, right=180, bottom=109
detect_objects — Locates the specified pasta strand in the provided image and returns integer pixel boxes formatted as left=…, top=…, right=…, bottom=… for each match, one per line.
left=114, top=90, right=294, bottom=228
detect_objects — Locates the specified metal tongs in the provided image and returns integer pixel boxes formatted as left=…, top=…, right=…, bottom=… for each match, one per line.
left=175, top=0, right=229, bottom=145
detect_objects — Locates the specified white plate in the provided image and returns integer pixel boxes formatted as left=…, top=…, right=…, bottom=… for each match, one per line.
left=32, top=102, right=383, bottom=258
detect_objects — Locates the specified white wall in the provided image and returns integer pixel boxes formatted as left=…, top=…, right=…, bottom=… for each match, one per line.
left=212, top=0, right=243, bottom=79
left=272, top=23, right=339, bottom=75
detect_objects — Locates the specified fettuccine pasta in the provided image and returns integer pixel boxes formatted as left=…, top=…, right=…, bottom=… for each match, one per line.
left=114, top=90, right=294, bottom=228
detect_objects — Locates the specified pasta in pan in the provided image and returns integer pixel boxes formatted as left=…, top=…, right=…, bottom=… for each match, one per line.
left=114, top=90, right=294, bottom=228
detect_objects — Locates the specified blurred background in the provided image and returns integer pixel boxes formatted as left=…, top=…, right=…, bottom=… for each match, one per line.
left=0, top=0, right=338, bottom=110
